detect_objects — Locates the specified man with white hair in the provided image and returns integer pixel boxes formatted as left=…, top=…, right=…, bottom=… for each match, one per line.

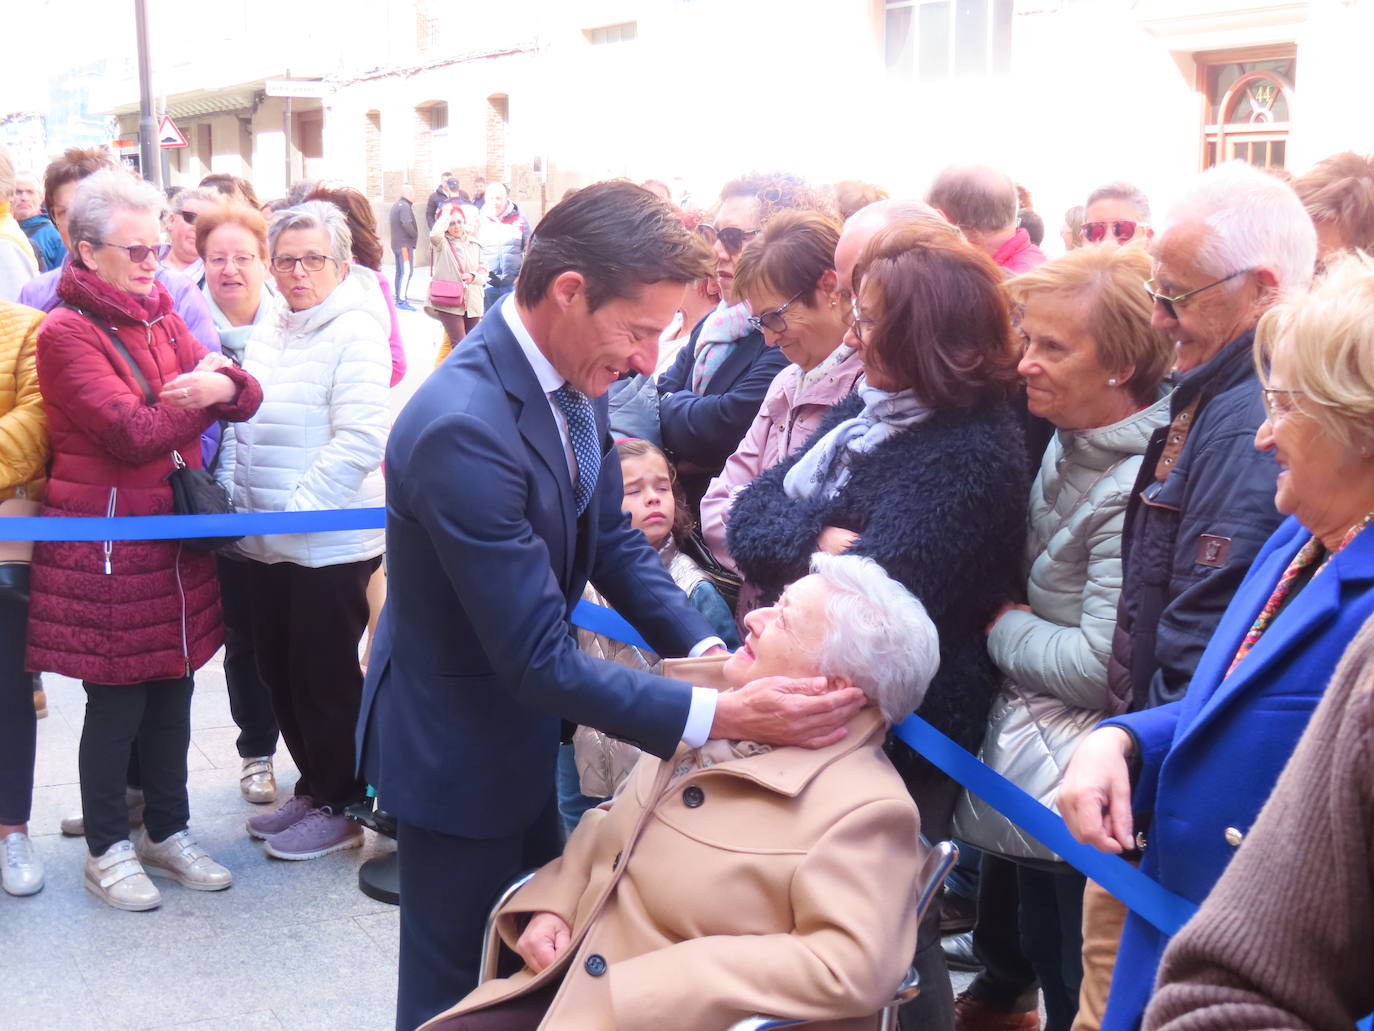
left=0, top=148, right=38, bottom=302
left=12, top=169, right=65, bottom=272
left=425, top=553, right=942, bottom=1031
left=1067, top=161, right=1316, bottom=1031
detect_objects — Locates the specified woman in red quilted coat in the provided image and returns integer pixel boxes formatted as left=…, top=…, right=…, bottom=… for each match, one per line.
left=27, top=170, right=262, bottom=911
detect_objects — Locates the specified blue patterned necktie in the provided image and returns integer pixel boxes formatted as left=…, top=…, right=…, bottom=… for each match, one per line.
left=553, top=384, right=601, bottom=516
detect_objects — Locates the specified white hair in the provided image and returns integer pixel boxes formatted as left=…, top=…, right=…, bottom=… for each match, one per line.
left=67, top=169, right=167, bottom=258
left=268, top=200, right=352, bottom=265
left=810, top=553, right=940, bottom=722
left=1160, top=161, right=1316, bottom=296
left=0, top=147, right=14, bottom=202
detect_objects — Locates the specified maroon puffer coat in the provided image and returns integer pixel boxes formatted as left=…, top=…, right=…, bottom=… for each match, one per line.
left=26, top=263, right=262, bottom=685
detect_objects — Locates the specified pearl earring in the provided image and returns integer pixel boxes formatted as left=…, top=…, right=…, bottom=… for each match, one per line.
left=1107, top=378, right=1119, bottom=386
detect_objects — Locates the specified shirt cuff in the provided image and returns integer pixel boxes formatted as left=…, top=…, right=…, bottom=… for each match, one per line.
left=688, top=637, right=725, bottom=657
left=682, top=687, right=719, bottom=748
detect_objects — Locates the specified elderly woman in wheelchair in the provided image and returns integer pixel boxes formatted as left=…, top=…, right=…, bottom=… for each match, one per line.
left=422, top=553, right=949, bottom=1031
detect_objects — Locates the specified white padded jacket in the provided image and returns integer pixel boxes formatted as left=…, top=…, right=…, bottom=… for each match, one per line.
left=217, top=265, right=390, bottom=567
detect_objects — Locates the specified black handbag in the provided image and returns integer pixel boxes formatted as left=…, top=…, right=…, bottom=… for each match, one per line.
left=63, top=304, right=242, bottom=552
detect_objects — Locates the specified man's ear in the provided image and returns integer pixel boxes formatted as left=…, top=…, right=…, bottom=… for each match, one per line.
left=1253, top=266, right=1282, bottom=313
left=550, top=270, right=586, bottom=312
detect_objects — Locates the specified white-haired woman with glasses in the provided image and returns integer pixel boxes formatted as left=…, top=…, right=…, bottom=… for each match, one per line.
left=1060, top=251, right=1374, bottom=1031
left=216, top=200, right=390, bottom=861
left=427, top=553, right=942, bottom=1031
left=27, top=169, right=262, bottom=911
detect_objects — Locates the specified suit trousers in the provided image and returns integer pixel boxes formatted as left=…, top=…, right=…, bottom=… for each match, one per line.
left=247, top=557, right=379, bottom=809
left=394, top=796, right=562, bottom=1031
left=79, top=677, right=193, bottom=856
left=217, top=557, right=279, bottom=759
left=0, top=595, right=35, bottom=825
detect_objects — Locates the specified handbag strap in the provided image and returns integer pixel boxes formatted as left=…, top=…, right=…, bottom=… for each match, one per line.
left=444, top=236, right=467, bottom=276
left=58, top=302, right=155, bottom=404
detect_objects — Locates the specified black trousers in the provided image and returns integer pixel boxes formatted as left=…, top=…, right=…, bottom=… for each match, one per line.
left=395, top=797, right=562, bottom=1031
left=247, top=557, right=378, bottom=809
left=217, top=557, right=279, bottom=758
left=897, top=765, right=959, bottom=1031
left=394, top=248, right=414, bottom=302
left=80, top=677, right=193, bottom=856
left=0, top=595, right=35, bottom=825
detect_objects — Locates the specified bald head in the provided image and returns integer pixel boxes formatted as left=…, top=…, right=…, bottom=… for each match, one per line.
left=834, top=199, right=951, bottom=300
left=926, top=165, right=1019, bottom=235
left=400, top=183, right=416, bottom=202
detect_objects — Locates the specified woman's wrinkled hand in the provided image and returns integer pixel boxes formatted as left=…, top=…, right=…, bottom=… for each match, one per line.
left=515, top=911, right=572, bottom=974
left=160, top=370, right=237, bottom=410
left=1058, top=727, right=1137, bottom=854
left=194, top=352, right=234, bottom=373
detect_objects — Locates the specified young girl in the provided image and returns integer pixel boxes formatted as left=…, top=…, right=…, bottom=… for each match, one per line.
left=560, top=439, right=739, bottom=834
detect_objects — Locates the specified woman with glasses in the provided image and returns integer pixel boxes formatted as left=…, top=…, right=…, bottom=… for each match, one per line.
left=699, top=209, right=863, bottom=581
left=194, top=202, right=282, bottom=808
left=656, top=174, right=820, bottom=512
left=27, top=170, right=262, bottom=910
left=1060, top=250, right=1374, bottom=1031
left=216, top=200, right=390, bottom=861
left=1081, top=182, right=1152, bottom=249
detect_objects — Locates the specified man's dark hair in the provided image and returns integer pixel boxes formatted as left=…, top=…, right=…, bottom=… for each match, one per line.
left=516, top=180, right=713, bottom=311
left=926, top=165, right=1019, bottom=234
left=1017, top=208, right=1045, bottom=246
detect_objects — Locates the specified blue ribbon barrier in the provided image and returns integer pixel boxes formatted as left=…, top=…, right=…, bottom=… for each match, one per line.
left=567, top=597, right=1200, bottom=939
left=0, top=507, right=386, bottom=542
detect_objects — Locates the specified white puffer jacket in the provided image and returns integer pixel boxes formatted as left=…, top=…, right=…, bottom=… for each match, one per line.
left=217, top=265, right=390, bottom=567
left=988, top=391, right=1172, bottom=713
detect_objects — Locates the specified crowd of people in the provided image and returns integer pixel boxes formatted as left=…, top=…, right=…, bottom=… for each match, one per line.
left=1, top=138, right=1374, bottom=1031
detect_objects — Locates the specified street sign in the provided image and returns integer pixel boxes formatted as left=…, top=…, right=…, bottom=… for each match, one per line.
left=157, top=115, right=187, bottom=149
left=265, top=79, right=329, bottom=99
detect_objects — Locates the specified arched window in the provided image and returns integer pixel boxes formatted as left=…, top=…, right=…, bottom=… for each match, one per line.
left=1199, top=49, right=1295, bottom=171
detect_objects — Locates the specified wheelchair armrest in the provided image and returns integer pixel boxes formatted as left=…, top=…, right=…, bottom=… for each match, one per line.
left=724, top=963, right=919, bottom=1031
left=479, top=871, right=538, bottom=985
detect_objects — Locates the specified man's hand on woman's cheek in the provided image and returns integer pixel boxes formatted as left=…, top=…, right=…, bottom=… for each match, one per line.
left=710, top=675, right=867, bottom=748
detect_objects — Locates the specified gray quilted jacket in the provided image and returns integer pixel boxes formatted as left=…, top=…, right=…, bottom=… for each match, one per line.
left=988, top=391, right=1172, bottom=713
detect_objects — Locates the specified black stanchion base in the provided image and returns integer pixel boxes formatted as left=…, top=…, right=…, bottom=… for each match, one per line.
left=358, top=851, right=400, bottom=906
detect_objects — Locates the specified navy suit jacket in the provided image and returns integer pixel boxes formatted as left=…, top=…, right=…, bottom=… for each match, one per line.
left=1097, top=515, right=1374, bottom=1030
left=356, top=307, right=714, bottom=839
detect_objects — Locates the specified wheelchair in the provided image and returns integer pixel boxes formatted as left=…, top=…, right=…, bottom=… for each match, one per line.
left=479, top=839, right=959, bottom=1031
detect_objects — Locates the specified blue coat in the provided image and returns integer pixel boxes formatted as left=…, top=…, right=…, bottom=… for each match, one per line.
left=1099, top=515, right=1374, bottom=1030
left=355, top=306, right=714, bottom=840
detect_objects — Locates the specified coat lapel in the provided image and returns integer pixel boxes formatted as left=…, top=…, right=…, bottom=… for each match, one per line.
left=485, top=320, right=577, bottom=585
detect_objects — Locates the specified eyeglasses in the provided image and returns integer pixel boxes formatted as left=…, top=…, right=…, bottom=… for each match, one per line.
left=271, top=253, right=337, bottom=274
left=1261, top=387, right=1305, bottom=421
left=207, top=254, right=261, bottom=270
left=1082, top=220, right=1142, bottom=244
left=1143, top=269, right=1252, bottom=320
left=98, top=241, right=171, bottom=264
left=696, top=223, right=761, bottom=256
left=746, top=289, right=806, bottom=334
left=848, top=299, right=878, bottom=342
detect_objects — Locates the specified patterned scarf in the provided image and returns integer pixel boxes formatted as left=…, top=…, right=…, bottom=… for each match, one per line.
left=782, top=384, right=931, bottom=500
left=691, top=301, right=752, bottom=393
left=1226, top=513, right=1374, bottom=677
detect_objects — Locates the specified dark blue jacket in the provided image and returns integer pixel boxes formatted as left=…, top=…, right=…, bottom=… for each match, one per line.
left=1110, top=331, right=1283, bottom=710
left=19, top=214, right=66, bottom=273
left=726, top=395, right=1027, bottom=759
left=1098, top=516, right=1374, bottom=1030
left=656, top=319, right=788, bottom=486
left=356, top=306, right=714, bottom=839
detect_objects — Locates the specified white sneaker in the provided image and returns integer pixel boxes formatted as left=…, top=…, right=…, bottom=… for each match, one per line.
left=60, top=787, right=146, bottom=838
left=2, top=832, right=44, bottom=896
left=240, top=756, right=277, bottom=805
left=132, top=828, right=233, bottom=891
left=84, top=840, right=160, bottom=911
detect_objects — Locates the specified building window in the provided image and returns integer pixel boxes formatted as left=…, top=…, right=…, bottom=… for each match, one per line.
left=1198, top=48, right=1295, bottom=171
left=586, top=21, right=637, bottom=45
left=885, top=0, right=1012, bottom=79
left=428, top=101, right=449, bottom=134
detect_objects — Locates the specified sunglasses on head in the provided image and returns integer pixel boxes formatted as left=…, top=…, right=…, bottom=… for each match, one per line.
left=696, top=223, right=760, bottom=256
left=1082, top=220, right=1140, bottom=244
left=98, top=241, right=171, bottom=264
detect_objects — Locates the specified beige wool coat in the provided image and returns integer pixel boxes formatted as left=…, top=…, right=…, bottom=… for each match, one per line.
left=424, top=660, right=924, bottom=1031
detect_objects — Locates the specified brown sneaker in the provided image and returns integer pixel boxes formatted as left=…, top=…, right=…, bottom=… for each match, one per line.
left=33, top=687, right=47, bottom=719
left=954, top=991, right=1041, bottom=1031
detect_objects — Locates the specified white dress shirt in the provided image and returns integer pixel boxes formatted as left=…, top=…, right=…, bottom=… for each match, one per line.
left=501, top=297, right=723, bottom=747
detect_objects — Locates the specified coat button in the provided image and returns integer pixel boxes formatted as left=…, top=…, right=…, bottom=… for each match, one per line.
left=682, top=785, right=705, bottom=808
left=1224, top=826, right=1244, bottom=847
left=1135, top=831, right=1147, bottom=852
left=585, top=953, right=607, bottom=977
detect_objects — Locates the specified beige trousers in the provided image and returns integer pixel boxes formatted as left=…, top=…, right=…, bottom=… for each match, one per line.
left=1069, top=878, right=1129, bottom=1031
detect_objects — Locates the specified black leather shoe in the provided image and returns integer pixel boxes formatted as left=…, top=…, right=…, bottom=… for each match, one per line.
left=942, top=931, right=984, bottom=972
left=940, top=889, right=978, bottom=934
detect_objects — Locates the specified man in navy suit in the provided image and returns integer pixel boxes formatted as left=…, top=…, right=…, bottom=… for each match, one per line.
left=356, top=182, right=865, bottom=1031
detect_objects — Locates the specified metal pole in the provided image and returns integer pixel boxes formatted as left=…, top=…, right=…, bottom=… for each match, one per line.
left=134, top=0, right=159, bottom=185
left=283, top=68, right=292, bottom=191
